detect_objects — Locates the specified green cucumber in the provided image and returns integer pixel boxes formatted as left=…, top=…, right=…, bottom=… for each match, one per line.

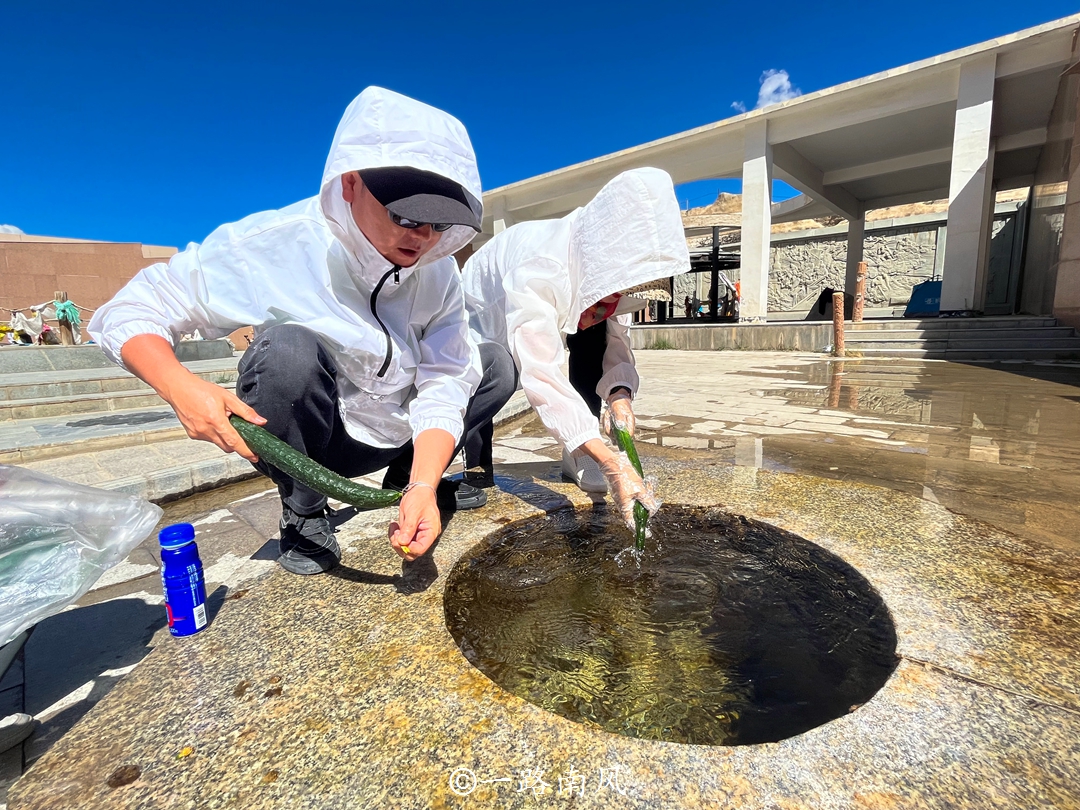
left=611, top=423, right=650, bottom=552
left=229, top=415, right=401, bottom=510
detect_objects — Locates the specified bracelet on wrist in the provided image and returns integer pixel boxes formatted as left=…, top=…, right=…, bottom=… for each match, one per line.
left=402, top=481, right=437, bottom=497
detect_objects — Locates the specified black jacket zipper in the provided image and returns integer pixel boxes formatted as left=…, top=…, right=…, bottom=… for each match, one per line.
left=370, top=264, right=400, bottom=378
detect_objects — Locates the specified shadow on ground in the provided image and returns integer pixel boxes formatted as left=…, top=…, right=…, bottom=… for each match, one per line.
left=23, top=586, right=229, bottom=764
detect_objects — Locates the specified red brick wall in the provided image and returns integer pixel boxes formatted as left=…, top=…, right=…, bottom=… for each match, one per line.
left=0, top=239, right=177, bottom=341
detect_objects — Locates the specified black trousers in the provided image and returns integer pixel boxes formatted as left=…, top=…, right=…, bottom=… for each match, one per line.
left=462, top=342, right=519, bottom=472
left=237, top=324, right=516, bottom=515
left=566, top=320, right=608, bottom=418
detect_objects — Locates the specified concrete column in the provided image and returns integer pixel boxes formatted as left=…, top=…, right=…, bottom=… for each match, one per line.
left=845, top=216, right=865, bottom=296
left=740, top=119, right=773, bottom=322
left=488, top=198, right=511, bottom=236
left=972, top=141, right=997, bottom=308
left=1051, top=77, right=1080, bottom=330
left=941, top=54, right=996, bottom=314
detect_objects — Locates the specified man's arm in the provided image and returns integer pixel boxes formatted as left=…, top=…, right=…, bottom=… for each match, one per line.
left=121, top=334, right=265, bottom=462
left=387, top=427, right=455, bottom=560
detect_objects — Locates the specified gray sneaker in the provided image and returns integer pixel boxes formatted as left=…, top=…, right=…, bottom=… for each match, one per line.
left=0, top=713, right=37, bottom=754
left=278, top=506, right=340, bottom=576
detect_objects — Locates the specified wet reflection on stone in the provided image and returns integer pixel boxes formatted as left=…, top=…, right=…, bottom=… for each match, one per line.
left=626, top=358, right=1080, bottom=551
left=445, top=505, right=898, bottom=746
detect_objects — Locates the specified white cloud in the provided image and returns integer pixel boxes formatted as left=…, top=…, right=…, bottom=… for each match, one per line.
left=730, top=69, right=802, bottom=114
left=755, top=69, right=801, bottom=108
left=0, top=224, right=24, bottom=234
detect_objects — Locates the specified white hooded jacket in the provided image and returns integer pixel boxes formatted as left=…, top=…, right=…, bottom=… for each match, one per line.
left=89, top=87, right=482, bottom=448
left=462, top=168, right=690, bottom=452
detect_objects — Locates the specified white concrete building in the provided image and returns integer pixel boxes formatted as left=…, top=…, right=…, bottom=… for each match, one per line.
left=475, top=15, right=1080, bottom=327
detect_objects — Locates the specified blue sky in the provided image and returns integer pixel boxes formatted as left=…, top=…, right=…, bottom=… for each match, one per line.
left=2, top=1, right=1077, bottom=247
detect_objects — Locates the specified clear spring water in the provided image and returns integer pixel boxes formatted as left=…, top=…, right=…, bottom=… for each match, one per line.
left=444, top=505, right=898, bottom=746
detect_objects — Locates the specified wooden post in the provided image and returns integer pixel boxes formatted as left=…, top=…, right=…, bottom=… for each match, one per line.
left=709, top=225, right=720, bottom=321
left=832, top=291, right=845, bottom=357
left=852, top=261, right=867, bottom=323
left=54, top=291, right=74, bottom=346
left=828, top=361, right=844, bottom=408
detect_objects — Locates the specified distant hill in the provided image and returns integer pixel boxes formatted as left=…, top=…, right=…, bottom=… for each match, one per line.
left=680, top=188, right=1030, bottom=242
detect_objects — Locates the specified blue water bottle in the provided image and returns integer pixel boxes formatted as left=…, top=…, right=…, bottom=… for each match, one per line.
left=159, top=523, right=208, bottom=637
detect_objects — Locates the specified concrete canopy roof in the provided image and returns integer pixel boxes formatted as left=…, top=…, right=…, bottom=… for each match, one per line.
left=479, top=15, right=1080, bottom=238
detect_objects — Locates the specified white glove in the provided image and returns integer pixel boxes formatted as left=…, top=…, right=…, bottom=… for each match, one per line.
left=597, top=451, right=659, bottom=532
left=601, top=389, right=636, bottom=439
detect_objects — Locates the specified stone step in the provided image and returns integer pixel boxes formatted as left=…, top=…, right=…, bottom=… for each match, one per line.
left=0, top=408, right=186, bottom=465
left=0, top=381, right=233, bottom=422
left=0, top=357, right=239, bottom=403
left=846, top=339, right=948, bottom=350
left=852, top=347, right=1080, bottom=361
left=848, top=337, right=1080, bottom=351
left=847, top=316, right=1059, bottom=331
left=0, top=339, right=234, bottom=374
left=947, top=337, right=1080, bottom=351
left=845, top=327, right=1077, bottom=342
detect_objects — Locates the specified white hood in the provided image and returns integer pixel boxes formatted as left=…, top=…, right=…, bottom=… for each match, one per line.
left=319, top=87, right=482, bottom=272
left=569, top=167, right=689, bottom=316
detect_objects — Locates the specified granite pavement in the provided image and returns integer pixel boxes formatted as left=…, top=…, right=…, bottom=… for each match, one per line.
left=6, top=351, right=1080, bottom=809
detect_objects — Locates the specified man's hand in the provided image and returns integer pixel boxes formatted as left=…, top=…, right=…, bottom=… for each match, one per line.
left=165, top=375, right=266, bottom=463
left=121, top=334, right=265, bottom=462
left=388, top=484, right=442, bottom=560
left=601, top=389, right=636, bottom=438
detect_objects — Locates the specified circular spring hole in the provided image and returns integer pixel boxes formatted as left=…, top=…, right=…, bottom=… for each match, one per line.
left=445, top=505, right=898, bottom=746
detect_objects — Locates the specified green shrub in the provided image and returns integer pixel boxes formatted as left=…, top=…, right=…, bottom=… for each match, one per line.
left=643, top=337, right=677, bottom=350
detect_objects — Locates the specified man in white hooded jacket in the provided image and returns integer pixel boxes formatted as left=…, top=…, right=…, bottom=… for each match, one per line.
left=89, top=88, right=514, bottom=575
left=461, top=168, right=691, bottom=529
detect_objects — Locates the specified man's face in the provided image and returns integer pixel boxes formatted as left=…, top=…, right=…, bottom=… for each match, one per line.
left=341, top=173, right=443, bottom=267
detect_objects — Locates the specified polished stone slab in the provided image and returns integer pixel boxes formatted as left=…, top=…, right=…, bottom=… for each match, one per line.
left=9, top=459, right=1080, bottom=809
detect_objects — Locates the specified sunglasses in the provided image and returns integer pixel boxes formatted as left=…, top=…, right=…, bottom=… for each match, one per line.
left=388, top=211, right=453, bottom=232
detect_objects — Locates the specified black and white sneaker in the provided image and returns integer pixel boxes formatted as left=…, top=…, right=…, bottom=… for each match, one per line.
left=0, top=713, right=37, bottom=755
left=278, top=505, right=341, bottom=576
left=439, top=479, right=488, bottom=510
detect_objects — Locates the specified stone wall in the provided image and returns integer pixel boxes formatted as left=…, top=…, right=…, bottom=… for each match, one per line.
left=675, top=210, right=1022, bottom=318
left=630, top=322, right=832, bottom=352
left=766, top=224, right=939, bottom=312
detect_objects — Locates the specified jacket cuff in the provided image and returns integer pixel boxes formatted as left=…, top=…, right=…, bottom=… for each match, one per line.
left=563, top=425, right=603, bottom=453
left=410, top=413, right=465, bottom=445
left=98, top=322, right=176, bottom=370
left=596, top=363, right=639, bottom=401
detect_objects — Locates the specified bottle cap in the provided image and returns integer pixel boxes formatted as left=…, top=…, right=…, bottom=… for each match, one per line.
left=159, top=523, right=196, bottom=549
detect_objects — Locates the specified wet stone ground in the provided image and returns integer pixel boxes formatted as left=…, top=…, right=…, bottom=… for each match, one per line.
left=7, top=351, right=1080, bottom=809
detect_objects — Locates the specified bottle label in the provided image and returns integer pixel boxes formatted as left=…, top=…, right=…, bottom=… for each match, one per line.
left=161, top=557, right=207, bottom=637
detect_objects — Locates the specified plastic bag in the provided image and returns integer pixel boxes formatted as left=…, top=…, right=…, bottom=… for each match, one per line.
left=0, top=465, right=163, bottom=647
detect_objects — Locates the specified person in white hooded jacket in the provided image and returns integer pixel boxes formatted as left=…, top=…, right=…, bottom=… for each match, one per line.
left=89, top=88, right=515, bottom=575
left=461, top=168, right=691, bottom=529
